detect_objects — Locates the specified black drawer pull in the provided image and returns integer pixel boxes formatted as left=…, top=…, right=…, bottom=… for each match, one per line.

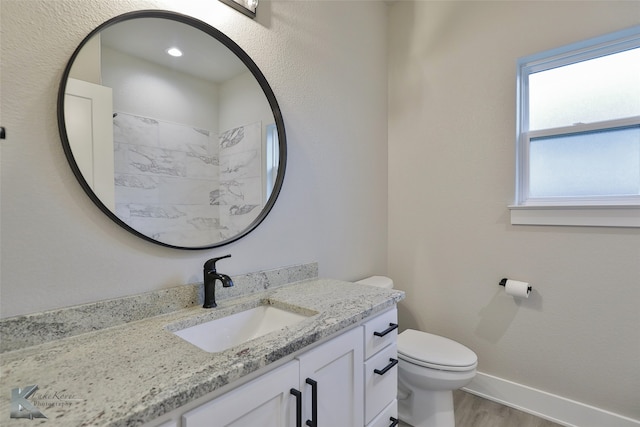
left=374, top=358, right=398, bottom=375
left=305, top=378, right=317, bottom=427
left=374, top=323, right=398, bottom=337
left=290, top=389, right=302, bottom=427
left=389, top=416, right=399, bottom=427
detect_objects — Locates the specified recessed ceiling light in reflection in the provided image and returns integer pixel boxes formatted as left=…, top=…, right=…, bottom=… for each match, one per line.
left=166, top=47, right=183, bottom=57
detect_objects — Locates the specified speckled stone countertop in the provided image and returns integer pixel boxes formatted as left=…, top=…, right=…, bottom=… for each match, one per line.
left=0, top=271, right=403, bottom=426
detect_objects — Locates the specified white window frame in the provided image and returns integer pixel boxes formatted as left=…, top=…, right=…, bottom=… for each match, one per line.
left=511, top=26, right=640, bottom=227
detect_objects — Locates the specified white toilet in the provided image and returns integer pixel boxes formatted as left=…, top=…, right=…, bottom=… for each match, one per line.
left=357, top=276, right=477, bottom=427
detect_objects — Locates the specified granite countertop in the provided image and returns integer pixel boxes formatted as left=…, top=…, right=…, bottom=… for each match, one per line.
left=0, top=277, right=403, bottom=427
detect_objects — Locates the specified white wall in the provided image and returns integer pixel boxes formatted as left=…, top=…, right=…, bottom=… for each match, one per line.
left=102, top=46, right=220, bottom=132
left=7, top=0, right=637, bottom=422
left=219, top=70, right=272, bottom=134
left=388, top=1, right=640, bottom=421
left=0, top=0, right=388, bottom=317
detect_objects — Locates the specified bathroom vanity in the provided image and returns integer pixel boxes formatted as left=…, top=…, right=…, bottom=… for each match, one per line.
left=0, top=264, right=403, bottom=427
left=179, top=327, right=364, bottom=427
left=159, top=307, right=399, bottom=427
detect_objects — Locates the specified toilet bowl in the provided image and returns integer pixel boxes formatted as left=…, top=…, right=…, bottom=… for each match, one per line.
left=397, top=329, right=477, bottom=427
left=356, top=276, right=477, bottom=427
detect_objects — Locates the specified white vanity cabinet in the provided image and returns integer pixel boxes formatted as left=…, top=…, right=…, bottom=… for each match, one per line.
left=182, top=326, right=364, bottom=427
left=153, top=307, right=399, bottom=427
left=363, top=309, right=399, bottom=427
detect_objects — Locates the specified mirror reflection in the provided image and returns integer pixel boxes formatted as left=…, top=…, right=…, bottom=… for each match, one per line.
left=59, top=12, right=286, bottom=249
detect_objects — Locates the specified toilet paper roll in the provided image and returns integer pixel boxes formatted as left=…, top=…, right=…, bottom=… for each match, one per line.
left=504, top=279, right=531, bottom=298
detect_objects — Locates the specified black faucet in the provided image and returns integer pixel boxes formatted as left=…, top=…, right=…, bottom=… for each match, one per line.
left=203, top=254, right=234, bottom=308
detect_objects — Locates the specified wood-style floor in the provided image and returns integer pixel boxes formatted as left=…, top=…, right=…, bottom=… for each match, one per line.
left=398, top=390, right=563, bottom=427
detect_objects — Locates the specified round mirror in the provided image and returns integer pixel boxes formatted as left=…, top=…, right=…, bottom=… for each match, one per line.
left=57, top=10, right=286, bottom=250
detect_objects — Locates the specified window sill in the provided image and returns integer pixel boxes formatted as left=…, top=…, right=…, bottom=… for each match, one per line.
left=509, top=205, right=640, bottom=228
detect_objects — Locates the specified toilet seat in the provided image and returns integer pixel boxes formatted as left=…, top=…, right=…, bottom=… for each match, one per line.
left=398, top=329, right=477, bottom=372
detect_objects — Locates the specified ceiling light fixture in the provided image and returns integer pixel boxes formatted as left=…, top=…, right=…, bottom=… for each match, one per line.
left=166, top=47, right=183, bottom=57
left=219, top=0, right=257, bottom=19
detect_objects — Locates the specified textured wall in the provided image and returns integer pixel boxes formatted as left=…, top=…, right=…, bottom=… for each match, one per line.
left=0, top=0, right=388, bottom=317
left=388, top=1, right=640, bottom=420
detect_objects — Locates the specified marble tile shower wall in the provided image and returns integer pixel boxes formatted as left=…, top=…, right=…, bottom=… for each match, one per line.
left=112, top=113, right=263, bottom=246
left=218, top=121, right=263, bottom=238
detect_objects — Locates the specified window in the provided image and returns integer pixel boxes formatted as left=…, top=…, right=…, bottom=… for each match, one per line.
left=512, top=26, right=640, bottom=227
left=265, top=123, right=279, bottom=201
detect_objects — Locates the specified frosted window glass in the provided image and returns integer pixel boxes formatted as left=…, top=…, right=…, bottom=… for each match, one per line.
left=529, top=48, right=640, bottom=130
left=529, top=126, right=640, bottom=197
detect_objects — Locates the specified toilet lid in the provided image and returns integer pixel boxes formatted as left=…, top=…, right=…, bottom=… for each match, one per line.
left=398, top=329, right=477, bottom=372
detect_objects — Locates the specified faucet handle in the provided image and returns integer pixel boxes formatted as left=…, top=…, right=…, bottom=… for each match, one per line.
left=204, top=254, right=231, bottom=272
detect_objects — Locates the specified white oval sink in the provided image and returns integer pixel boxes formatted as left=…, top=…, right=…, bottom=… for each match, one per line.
left=172, top=305, right=311, bottom=353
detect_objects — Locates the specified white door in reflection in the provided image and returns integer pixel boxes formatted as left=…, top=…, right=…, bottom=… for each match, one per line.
left=65, top=78, right=115, bottom=210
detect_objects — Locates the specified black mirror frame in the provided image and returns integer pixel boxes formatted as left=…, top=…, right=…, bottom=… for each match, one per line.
left=57, top=10, right=287, bottom=250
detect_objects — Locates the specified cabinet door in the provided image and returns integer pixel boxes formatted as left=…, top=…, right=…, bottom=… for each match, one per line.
left=182, top=360, right=300, bottom=427
left=298, top=327, right=364, bottom=427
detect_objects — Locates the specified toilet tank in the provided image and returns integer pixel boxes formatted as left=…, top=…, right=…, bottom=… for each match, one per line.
left=355, top=276, right=394, bottom=289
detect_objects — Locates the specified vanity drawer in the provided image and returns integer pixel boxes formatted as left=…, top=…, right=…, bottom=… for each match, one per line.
left=366, top=400, right=398, bottom=427
left=364, top=308, right=398, bottom=359
left=364, top=343, right=398, bottom=424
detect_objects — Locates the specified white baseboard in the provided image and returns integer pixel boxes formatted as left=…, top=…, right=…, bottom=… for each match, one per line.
left=463, top=372, right=640, bottom=427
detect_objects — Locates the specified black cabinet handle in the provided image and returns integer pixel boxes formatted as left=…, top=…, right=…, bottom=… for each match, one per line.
left=305, top=378, right=318, bottom=427
left=290, top=388, right=302, bottom=427
left=374, top=358, right=399, bottom=376
left=374, top=323, right=398, bottom=337
left=389, top=416, right=399, bottom=427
